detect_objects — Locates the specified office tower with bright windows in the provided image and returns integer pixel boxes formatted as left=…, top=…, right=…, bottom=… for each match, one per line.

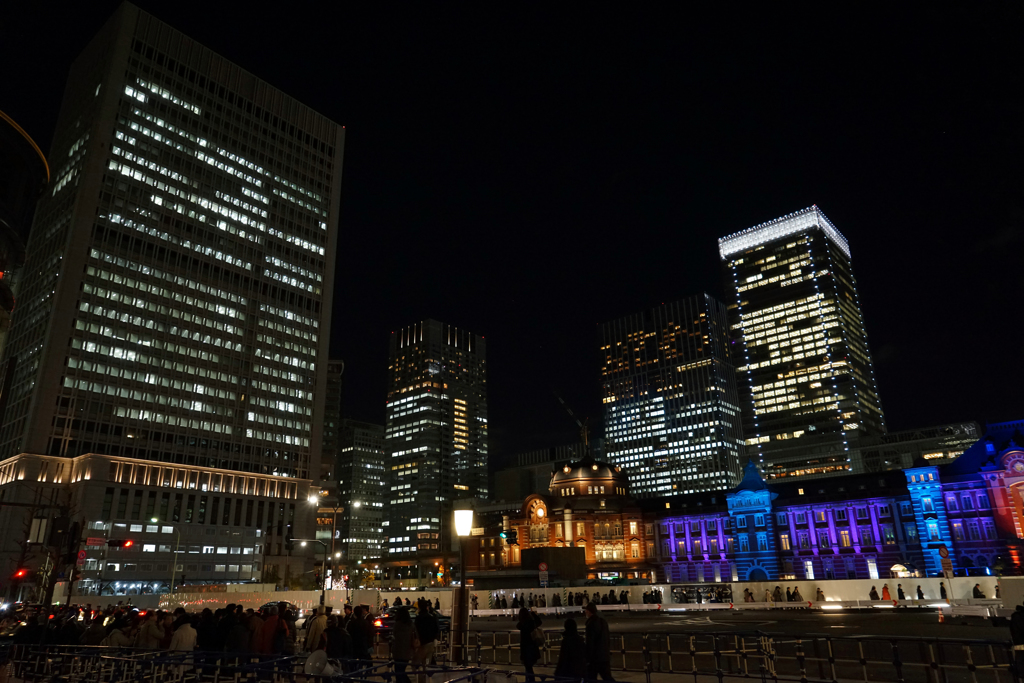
left=338, top=419, right=385, bottom=562
left=600, top=295, right=745, bottom=496
left=0, top=3, right=343, bottom=594
left=385, top=320, right=487, bottom=563
left=719, top=206, right=885, bottom=480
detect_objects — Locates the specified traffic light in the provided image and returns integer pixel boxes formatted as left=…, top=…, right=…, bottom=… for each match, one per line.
left=501, top=529, right=518, bottom=546
left=11, top=568, right=27, bottom=581
left=284, top=525, right=294, bottom=553
left=107, top=539, right=134, bottom=548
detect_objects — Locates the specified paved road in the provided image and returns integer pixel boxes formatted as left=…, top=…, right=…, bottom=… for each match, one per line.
left=469, top=608, right=1011, bottom=639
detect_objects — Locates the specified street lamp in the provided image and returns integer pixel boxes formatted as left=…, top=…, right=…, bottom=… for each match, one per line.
left=453, top=507, right=474, bottom=665
left=153, top=518, right=181, bottom=596
left=297, top=538, right=328, bottom=605
left=311, top=495, right=343, bottom=589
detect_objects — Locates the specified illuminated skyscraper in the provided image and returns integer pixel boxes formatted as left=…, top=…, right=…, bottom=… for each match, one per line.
left=0, top=3, right=342, bottom=593
left=600, top=295, right=745, bottom=496
left=338, top=419, right=385, bottom=563
left=719, top=206, right=885, bottom=480
left=384, top=320, right=487, bottom=563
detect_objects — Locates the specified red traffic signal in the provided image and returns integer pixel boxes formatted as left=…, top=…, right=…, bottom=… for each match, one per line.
left=12, top=569, right=27, bottom=580
left=107, top=539, right=134, bottom=548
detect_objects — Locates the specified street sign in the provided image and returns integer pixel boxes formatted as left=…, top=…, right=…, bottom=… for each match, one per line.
left=86, top=537, right=106, bottom=547
left=539, top=570, right=549, bottom=586
left=941, top=558, right=953, bottom=572
left=76, top=550, right=86, bottom=566
left=538, top=562, right=548, bottom=572
left=937, top=545, right=950, bottom=559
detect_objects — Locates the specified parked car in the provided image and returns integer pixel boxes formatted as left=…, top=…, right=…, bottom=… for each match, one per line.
left=259, top=601, right=298, bottom=614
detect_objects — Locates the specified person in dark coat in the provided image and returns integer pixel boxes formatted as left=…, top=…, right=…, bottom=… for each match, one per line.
left=869, top=586, right=880, bottom=601
left=1010, top=604, right=1024, bottom=673
left=584, top=602, right=614, bottom=681
left=917, top=586, right=925, bottom=600
left=940, top=582, right=947, bottom=599
left=391, top=608, right=417, bottom=683
left=897, top=584, right=906, bottom=601
left=349, top=605, right=376, bottom=669
left=973, top=584, right=986, bottom=598
left=324, top=616, right=349, bottom=659
left=555, top=619, right=587, bottom=679
left=517, top=608, right=543, bottom=683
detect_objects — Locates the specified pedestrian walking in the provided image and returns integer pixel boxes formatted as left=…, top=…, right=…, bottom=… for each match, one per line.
left=517, top=608, right=543, bottom=683
left=584, top=602, right=615, bottom=681
left=414, top=599, right=440, bottom=683
left=391, top=607, right=417, bottom=683
left=555, top=619, right=587, bottom=679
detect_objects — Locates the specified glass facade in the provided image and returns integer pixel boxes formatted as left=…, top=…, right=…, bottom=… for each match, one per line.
left=719, top=206, right=885, bottom=480
left=338, top=419, right=385, bottom=562
left=385, top=319, right=487, bottom=559
left=600, top=294, right=744, bottom=496
left=0, top=5, right=343, bottom=484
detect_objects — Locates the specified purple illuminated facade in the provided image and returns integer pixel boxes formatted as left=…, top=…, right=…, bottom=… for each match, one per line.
left=640, top=421, right=1024, bottom=582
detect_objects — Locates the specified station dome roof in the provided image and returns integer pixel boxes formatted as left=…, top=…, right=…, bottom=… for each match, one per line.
left=549, top=453, right=629, bottom=497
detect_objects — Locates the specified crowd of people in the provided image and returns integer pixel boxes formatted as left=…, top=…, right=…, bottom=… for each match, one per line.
left=3, top=600, right=386, bottom=659
left=517, top=602, right=616, bottom=682
left=734, top=581, right=994, bottom=604
left=486, top=588, right=663, bottom=610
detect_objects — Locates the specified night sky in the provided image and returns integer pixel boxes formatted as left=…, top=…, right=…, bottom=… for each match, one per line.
left=4, top=4, right=1022, bottom=470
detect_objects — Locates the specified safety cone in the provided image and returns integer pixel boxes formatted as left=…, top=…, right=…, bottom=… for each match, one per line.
left=938, top=608, right=945, bottom=624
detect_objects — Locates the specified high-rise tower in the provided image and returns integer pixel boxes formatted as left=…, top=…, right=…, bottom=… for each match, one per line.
left=0, top=3, right=343, bottom=595
left=338, top=419, right=385, bottom=563
left=719, top=206, right=885, bottom=480
left=600, top=294, right=745, bottom=496
left=384, top=320, right=487, bottom=563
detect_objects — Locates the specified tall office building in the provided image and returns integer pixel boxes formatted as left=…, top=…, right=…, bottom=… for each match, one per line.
left=719, top=206, right=885, bottom=480
left=0, top=3, right=343, bottom=596
left=384, top=320, right=487, bottom=567
left=600, top=295, right=745, bottom=496
left=338, top=419, right=385, bottom=563
left=321, top=360, right=345, bottom=486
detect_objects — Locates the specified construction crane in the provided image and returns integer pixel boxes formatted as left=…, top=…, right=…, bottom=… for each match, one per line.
left=551, top=387, right=590, bottom=451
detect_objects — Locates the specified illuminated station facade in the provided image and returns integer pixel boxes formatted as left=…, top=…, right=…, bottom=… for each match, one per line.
left=467, top=421, right=1024, bottom=584
left=719, top=206, right=886, bottom=481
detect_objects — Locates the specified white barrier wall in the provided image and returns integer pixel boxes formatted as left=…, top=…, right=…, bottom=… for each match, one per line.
left=148, top=575, right=1009, bottom=614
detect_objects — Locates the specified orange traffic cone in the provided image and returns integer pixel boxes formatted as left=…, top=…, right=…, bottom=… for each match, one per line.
left=938, top=608, right=945, bottom=623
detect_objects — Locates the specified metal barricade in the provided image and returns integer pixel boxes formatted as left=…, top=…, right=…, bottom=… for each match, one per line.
left=459, top=628, right=1018, bottom=683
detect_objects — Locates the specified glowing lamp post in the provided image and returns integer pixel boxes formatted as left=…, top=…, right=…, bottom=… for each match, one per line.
left=453, top=507, right=474, bottom=664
